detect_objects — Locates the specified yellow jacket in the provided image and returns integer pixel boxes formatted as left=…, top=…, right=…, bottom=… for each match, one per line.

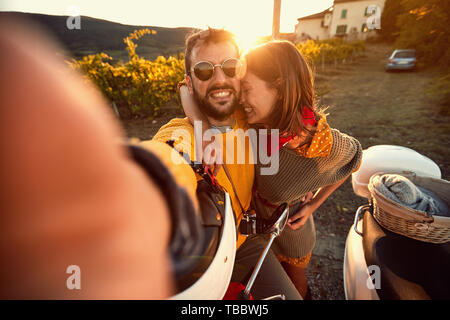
left=147, top=113, right=254, bottom=249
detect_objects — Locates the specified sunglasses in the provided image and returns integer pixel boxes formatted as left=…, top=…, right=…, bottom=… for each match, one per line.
left=191, top=58, right=243, bottom=81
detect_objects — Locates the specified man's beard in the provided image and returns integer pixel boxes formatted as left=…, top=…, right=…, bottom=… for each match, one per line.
left=193, top=85, right=240, bottom=122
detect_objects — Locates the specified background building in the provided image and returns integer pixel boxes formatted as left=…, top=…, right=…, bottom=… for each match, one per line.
left=295, top=7, right=333, bottom=42
left=295, top=0, right=385, bottom=42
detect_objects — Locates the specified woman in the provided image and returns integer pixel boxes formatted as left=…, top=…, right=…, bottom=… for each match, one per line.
left=180, top=40, right=362, bottom=299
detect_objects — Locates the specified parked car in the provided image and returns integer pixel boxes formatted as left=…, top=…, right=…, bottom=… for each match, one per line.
left=385, top=49, right=417, bottom=71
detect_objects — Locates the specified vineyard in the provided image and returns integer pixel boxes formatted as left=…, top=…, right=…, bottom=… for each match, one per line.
left=69, top=29, right=185, bottom=119
left=296, top=38, right=365, bottom=66
left=69, top=30, right=365, bottom=119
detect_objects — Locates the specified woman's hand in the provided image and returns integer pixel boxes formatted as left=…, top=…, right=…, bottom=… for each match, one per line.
left=180, top=85, right=206, bottom=125
left=287, top=176, right=350, bottom=230
left=287, top=192, right=314, bottom=230
left=287, top=203, right=316, bottom=230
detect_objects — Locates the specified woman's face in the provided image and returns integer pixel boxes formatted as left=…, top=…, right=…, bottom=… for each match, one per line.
left=240, top=71, right=278, bottom=125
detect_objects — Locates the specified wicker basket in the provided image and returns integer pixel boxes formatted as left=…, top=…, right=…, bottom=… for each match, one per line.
left=368, top=172, right=450, bottom=244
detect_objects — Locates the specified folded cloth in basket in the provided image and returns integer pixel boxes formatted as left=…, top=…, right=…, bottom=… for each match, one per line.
left=372, top=174, right=450, bottom=217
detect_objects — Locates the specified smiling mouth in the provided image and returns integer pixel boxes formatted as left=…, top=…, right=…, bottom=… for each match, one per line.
left=244, top=106, right=253, bottom=114
left=208, top=89, right=233, bottom=100
left=211, top=90, right=231, bottom=98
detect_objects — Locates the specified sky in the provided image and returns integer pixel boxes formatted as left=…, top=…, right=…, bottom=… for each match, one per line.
left=1, top=0, right=334, bottom=45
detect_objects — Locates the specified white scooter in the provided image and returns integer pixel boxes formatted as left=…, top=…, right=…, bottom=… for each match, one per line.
left=169, top=173, right=289, bottom=300
left=344, top=145, right=450, bottom=300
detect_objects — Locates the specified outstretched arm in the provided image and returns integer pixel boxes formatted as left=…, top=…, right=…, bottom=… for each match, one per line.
left=0, top=18, right=174, bottom=299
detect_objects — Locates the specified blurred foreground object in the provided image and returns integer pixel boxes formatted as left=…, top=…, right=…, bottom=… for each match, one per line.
left=0, top=17, right=175, bottom=299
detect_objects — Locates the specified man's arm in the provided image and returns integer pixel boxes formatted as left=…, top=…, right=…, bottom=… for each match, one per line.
left=152, top=117, right=198, bottom=163
left=0, top=18, right=175, bottom=299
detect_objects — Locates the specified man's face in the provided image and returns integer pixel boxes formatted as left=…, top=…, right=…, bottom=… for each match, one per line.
left=189, top=42, right=241, bottom=121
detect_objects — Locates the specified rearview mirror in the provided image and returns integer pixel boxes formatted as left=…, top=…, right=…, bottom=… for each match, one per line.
left=263, top=203, right=289, bottom=236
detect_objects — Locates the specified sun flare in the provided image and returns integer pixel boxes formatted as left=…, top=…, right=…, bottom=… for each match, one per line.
left=232, top=29, right=264, bottom=53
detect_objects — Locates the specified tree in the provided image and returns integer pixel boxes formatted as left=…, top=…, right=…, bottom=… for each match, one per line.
left=395, top=0, right=450, bottom=68
left=380, top=0, right=404, bottom=42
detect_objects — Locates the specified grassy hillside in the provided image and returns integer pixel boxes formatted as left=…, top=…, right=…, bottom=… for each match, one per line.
left=0, top=12, right=195, bottom=60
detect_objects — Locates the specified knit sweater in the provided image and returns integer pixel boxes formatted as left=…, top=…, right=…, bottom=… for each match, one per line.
left=254, top=128, right=363, bottom=259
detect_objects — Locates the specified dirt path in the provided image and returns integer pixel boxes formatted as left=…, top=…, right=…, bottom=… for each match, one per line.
left=122, top=43, right=449, bottom=300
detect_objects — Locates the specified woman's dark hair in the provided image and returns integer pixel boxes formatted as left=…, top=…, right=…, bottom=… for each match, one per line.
left=245, top=41, right=323, bottom=136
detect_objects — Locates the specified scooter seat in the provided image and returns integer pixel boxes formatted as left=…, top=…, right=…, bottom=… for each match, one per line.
left=362, top=210, right=450, bottom=299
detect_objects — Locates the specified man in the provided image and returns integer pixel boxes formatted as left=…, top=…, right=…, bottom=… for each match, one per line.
left=0, top=18, right=299, bottom=299
left=151, top=28, right=301, bottom=300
